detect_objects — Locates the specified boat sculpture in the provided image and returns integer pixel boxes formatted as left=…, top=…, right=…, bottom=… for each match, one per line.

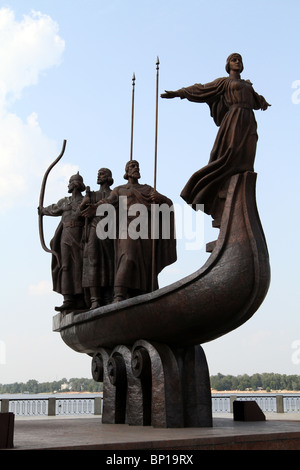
left=52, top=170, right=270, bottom=427
left=49, top=53, right=271, bottom=428
left=53, top=171, right=269, bottom=349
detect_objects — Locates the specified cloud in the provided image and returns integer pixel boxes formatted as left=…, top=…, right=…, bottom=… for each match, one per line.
left=45, top=162, right=80, bottom=205
left=28, top=280, right=53, bottom=296
left=0, top=8, right=65, bottom=106
left=0, top=8, right=65, bottom=211
left=164, top=265, right=181, bottom=274
left=247, top=329, right=272, bottom=346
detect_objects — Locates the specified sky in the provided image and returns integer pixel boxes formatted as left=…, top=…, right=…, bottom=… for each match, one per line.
left=0, top=0, right=299, bottom=384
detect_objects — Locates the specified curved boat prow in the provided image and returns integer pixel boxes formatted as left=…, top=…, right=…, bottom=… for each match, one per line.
left=53, top=171, right=270, bottom=354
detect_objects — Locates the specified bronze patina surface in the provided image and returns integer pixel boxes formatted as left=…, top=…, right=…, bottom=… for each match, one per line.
left=41, top=54, right=270, bottom=427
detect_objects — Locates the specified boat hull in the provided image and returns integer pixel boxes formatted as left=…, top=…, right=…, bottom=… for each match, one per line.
left=53, top=171, right=270, bottom=353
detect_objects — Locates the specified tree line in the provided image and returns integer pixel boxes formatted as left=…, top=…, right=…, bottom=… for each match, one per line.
left=0, top=373, right=300, bottom=394
left=210, top=373, right=300, bottom=392
left=0, top=378, right=103, bottom=394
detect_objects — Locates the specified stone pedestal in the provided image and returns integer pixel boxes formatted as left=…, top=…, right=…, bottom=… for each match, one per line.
left=233, top=400, right=266, bottom=421
left=92, top=341, right=212, bottom=428
left=0, top=413, right=14, bottom=449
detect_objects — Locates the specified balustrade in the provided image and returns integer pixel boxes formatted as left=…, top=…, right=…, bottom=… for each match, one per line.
left=0, top=394, right=299, bottom=417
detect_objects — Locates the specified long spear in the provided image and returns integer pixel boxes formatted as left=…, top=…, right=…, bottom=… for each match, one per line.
left=152, top=57, right=159, bottom=291
left=153, top=57, right=159, bottom=190
left=130, top=72, right=135, bottom=160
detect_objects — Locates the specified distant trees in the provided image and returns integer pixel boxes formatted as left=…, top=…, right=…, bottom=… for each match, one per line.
left=68, top=378, right=103, bottom=392
left=0, top=373, right=299, bottom=394
left=0, top=378, right=103, bottom=394
left=210, top=373, right=300, bottom=391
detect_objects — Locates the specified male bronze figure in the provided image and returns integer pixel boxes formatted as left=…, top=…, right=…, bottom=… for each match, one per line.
left=82, top=160, right=177, bottom=302
left=40, top=172, right=86, bottom=311
left=80, top=168, right=114, bottom=309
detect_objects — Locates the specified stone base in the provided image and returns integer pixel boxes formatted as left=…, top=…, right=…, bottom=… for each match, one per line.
left=0, top=412, right=14, bottom=449
left=12, top=416, right=300, bottom=451
left=92, top=341, right=212, bottom=428
left=233, top=400, right=266, bottom=421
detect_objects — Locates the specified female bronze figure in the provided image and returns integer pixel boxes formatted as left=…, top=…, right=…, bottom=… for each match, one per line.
left=161, top=53, right=271, bottom=214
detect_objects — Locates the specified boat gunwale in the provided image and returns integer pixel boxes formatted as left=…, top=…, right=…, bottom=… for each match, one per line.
left=53, top=171, right=258, bottom=340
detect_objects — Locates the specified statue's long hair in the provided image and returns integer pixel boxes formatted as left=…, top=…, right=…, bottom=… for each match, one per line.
left=99, top=168, right=114, bottom=186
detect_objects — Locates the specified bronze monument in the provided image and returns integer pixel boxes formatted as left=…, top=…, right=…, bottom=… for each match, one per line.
left=39, top=172, right=87, bottom=312
left=162, top=52, right=271, bottom=214
left=80, top=168, right=115, bottom=309
left=81, top=159, right=176, bottom=302
left=42, top=54, right=270, bottom=428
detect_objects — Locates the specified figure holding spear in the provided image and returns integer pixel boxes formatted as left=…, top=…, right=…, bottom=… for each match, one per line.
left=82, top=63, right=176, bottom=301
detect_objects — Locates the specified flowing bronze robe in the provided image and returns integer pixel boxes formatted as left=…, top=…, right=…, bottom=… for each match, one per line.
left=179, top=77, right=267, bottom=213
left=102, top=182, right=177, bottom=294
left=82, top=187, right=114, bottom=289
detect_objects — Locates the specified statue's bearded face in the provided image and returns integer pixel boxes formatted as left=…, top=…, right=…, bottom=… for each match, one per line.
left=126, top=161, right=140, bottom=179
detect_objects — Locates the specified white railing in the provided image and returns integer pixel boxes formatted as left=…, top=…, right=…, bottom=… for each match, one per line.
left=230, top=394, right=277, bottom=413
left=212, top=394, right=300, bottom=413
left=1, top=394, right=299, bottom=417
left=55, top=397, right=95, bottom=415
left=7, top=399, right=49, bottom=416
left=283, top=395, right=300, bottom=412
left=0, top=395, right=102, bottom=417
left=212, top=395, right=231, bottom=412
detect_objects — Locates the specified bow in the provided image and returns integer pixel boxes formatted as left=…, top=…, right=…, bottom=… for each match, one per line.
left=38, top=139, right=67, bottom=267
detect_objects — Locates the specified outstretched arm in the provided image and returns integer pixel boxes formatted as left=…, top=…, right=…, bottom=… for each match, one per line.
left=161, top=90, right=180, bottom=99
left=161, top=79, right=225, bottom=104
left=252, top=89, right=271, bottom=111
left=40, top=199, right=64, bottom=217
left=260, top=96, right=271, bottom=111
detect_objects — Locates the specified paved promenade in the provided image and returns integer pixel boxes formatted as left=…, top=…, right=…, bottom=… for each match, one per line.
left=7, top=413, right=300, bottom=451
